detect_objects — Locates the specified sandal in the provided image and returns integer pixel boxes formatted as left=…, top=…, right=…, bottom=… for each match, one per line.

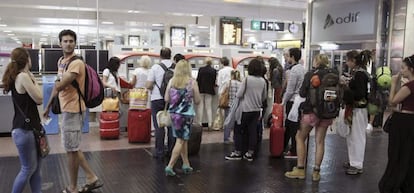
left=79, top=179, right=103, bottom=193
left=62, top=187, right=76, bottom=193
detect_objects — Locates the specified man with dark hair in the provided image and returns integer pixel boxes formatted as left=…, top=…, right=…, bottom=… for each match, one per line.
left=282, top=47, right=305, bottom=159
left=146, top=47, right=175, bottom=159
left=217, top=57, right=233, bottom=134
left=44, top=29, right=103, bottom=193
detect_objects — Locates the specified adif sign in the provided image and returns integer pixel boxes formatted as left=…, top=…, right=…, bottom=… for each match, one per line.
left=311, top=0, right=378, bottom=43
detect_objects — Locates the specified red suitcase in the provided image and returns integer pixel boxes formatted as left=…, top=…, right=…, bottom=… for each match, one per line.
left=269, top=124, right=284, bottom=157
left=272, top=103, right=284, bottom=128
left=99, top=119, right=119, bottom=129
left=99, top=112, right=120, bottom=139
left=100, top=112, right=119, bottom=121
left=100, top=128, right=120, bottom=139
left=128, top=109, right=151, bottom=143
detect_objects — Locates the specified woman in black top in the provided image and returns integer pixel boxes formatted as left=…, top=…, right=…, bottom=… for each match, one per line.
left=379, top=55, right=414, bottom=193
left=2, top=47, right=43, bottom=193
left=342, top=50, right=371, bottom=175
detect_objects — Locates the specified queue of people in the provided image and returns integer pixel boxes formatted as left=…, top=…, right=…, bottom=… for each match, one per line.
left=4, top=29, right=413, bottom=193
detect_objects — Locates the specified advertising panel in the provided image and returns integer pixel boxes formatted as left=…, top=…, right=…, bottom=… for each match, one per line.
left=311, top=0, right=378, bottom=43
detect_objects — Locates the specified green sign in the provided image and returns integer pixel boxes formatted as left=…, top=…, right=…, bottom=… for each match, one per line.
left=251, top=20, right=260, bottom=30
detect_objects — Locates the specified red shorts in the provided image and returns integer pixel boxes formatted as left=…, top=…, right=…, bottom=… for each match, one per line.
left=301, top=113, right=333, bottom=128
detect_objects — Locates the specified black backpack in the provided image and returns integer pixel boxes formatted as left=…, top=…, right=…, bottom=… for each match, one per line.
left=309, top=68, right=341, bottom=119
left=156, top=63, right=174, bottom=97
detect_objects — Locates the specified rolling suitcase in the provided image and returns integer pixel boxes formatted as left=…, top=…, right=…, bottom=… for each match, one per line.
left=269, top=125, right=284, bottom=157
left=188, top=124, right=203, bottom=156
left=99, top=112, right=120, bottom=139
left=128, top=109, right=151, bottom=143
left=270, top=103, right=284, bottom=157
left=272, top=103, right=284, bottom=128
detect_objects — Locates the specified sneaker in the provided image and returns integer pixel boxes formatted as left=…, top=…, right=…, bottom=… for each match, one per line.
left=366, top=123, right=373, bottom=133
left=243, top=152, right=254, bottom=162
left=284, top=151, right=298, bottom=159
left=225, top=151, right=242, bottom=160
left=346, top=166, right=363, bottom=175
left=223, top=140, right=232, bottom=145
left=285, top=167, right=305, bottom=179
left=312, top=170, right=321, bottom=181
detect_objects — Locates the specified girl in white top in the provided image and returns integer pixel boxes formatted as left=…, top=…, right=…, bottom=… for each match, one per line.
left=102, top=57, right=121, bottom=93
left=130, top=55, right=151, bottom=88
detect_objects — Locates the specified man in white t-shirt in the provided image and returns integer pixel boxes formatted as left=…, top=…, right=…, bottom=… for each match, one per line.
left=217, top=57, right=233, bottom=94
left=146, top=47, right=175, bottom=159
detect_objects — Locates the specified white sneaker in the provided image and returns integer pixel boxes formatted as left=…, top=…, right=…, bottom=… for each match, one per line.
left=366, top=123, right=373, bottom=134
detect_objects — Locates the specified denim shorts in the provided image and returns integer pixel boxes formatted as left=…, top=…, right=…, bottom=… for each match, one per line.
left=61, top=113, right=83, bottom=152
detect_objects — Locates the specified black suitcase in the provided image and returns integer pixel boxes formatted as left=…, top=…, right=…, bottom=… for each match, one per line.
left=188, top=124, right=203, bottom=156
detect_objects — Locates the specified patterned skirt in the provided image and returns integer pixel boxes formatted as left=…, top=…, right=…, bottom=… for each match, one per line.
left=170, top=113, right=194, bottom=140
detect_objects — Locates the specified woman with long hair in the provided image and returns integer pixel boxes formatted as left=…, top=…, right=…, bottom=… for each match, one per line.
left=223, top=70, right=242, bottom=143
left=269, top=57, right=283, bottom=103
left=102, top=56, right=121, bottom=93
left=285, top=54, right=335, bottom=181
left=164, top=60, right=201, bottom=176
left=342, top=50, right=371, bottom=175
left=2, top=47, right=43, bottom=193
left=379, top=55, right=414, bottom=193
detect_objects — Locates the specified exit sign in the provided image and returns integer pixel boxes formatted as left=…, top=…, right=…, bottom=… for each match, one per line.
left=251, top=20, right=285, bottom=31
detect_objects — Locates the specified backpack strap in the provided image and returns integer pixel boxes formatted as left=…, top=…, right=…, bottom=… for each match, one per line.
left=155, top=62, right=168, bottom=91
left=64, top=55, right=84, bottom=114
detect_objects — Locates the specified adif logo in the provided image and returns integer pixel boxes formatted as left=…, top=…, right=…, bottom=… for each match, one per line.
left=323, top=12, right=360, bottom=29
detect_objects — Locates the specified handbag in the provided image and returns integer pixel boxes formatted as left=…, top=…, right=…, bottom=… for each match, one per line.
left=13, top=98, right=50, bottom=158
left=102, top=97, right=120, bottom=111
left=218, top=81, right=230, bottom=109
left=157, top=103, right=171, bottom=128
left=51, top=95, right=61, bottom=114
left=383, top=113, right=393, bottom=133
left=129, top=88, right=149, bottom=110
left=212, top=109, right=224, bottom=130
left=336, top=108, right=350, bottom=138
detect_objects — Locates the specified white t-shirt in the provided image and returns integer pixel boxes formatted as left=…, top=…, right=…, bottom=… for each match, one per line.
left=103, top=68, right=120, bottom=92
left=132, top=67, right=149, bottom=88
left=147, top=59, right=173, bottom=101
left=217, top=66, right=233, bottom=94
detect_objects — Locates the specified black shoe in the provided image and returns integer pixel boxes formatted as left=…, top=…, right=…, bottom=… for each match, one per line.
left=243, top=152, right=254, bottom=162
left=225, top=151, right=242, bottom=160
left=346, top=166, right=363, bottom=175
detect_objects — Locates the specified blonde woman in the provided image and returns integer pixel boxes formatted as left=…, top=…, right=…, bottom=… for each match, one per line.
left=285, top=54, right=336, bottom=181
left=164, top=60, right=201, bottom=176
left=130, top=55, right=151, bottom=88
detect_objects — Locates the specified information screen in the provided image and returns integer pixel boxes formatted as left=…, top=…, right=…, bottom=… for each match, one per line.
left=219, top=17, right=242, bottom=45
left=170, top=27, right=186, bottom=47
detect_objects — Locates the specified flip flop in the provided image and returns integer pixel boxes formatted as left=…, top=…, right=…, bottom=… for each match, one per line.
left=79, top=179, right=104, bottom=193
left=62, top=187, right=76, bottom=193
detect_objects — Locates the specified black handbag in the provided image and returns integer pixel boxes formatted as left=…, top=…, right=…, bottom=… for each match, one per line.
left=51, top=95, right=61, bottom=114
left=383, top=113, right=393, bottom=133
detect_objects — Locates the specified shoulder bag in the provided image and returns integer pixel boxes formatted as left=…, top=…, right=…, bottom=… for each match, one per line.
left=218, top=80, right=230, bottom=109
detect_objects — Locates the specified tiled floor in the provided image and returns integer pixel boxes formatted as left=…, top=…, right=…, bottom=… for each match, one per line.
left=0, top=124, right=388, bottom=193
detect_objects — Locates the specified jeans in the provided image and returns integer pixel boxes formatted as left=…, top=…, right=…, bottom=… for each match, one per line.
left=11, top=128, right=42, bottom=193
left=223, top=108, right=232, bottom=142
left=151, top=99, right=175, bottom=158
